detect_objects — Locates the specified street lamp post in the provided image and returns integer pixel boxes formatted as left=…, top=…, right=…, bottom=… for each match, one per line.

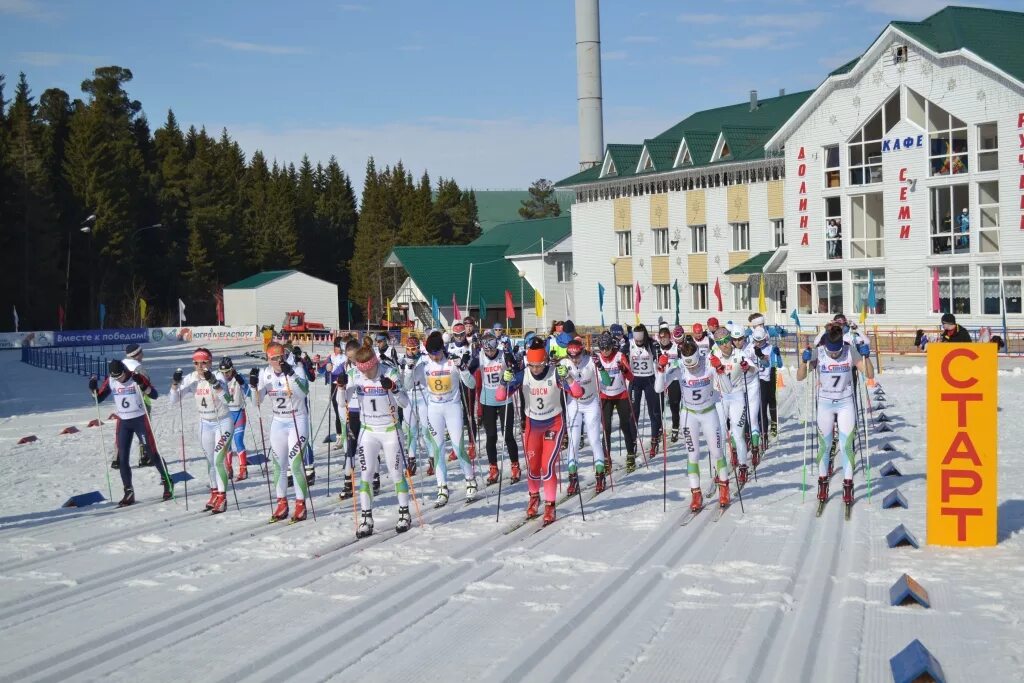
left=77, top=218, right=163, bottom=327
left=609, top=257, right=620, bottom=324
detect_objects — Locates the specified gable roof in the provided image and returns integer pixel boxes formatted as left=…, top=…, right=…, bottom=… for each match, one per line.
left=724, top=250, right=777, bottom=275
left=472, top=190, right=574, bottom=233
left=388, top=245, right=534, bottom=305
left=476, top=215, right=572, bottom=256
left=601, top=144, right=643, bottom=179
left=225, top=270, right=295, bottom=289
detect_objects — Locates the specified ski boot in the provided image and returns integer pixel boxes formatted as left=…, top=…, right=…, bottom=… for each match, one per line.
left=729, top=442, right=739, bottom=470
left=817, top=475, right=830, bottom=502
left=110, top=457, right=120, bottom=470
left=235, top=455, right=248, bottom=482
left=567, top=470, right=580, bottom=496
left=138, top=454, right=152, bottom=468
left=542, top=502, right=556, bottom=527
left=226, top=453, right=234, bottom=482
left=671, top=428, right=679, bottom=443
left=770, top=422, right=778, bottom=439
left=395, top=506, right=412, bottom=533
left=118, top=488, right=136, bottom=508
left=204, top=488, right=218, bottom=511
left=162, top=482, right=174, bottom=501
left=271, top=498, right=289, bottom=522
left=356, top=510, right=374, bottom=538
left=291, top=499, right=307, bottom=522
left=751, top=434, right=761, bottom=468
left=305, top=466, right=316, bottom=486
left=339, top=477, right=354, bottom=500
left=447, top=448, right=458, bottom=462
left=210, top=492, right=227, bottom=514
left=737, top=464, right=749, bottom=486
left=406, top=456, right=418, bottom=476
left=690, top=488, right=703, bottom=512
left=466, top=478, right=478, bottom=501
left=434, top=484, right=449, bottom=508
left=510, top=462, right=522, bottom=483
left=595, top=471, right=606, bottom=494
left=486, top=464, right=500, bottom=486
left=372, top=472, right=380, bottom=495
left=526, top=492, right=541, bottom=519
left=626, top=453, right=637, bottom=474
left=716, top=478, right=731, bottom=508
left=842, top=479, right=854, bottom=505
left=427, top=459, right=435, bottom=476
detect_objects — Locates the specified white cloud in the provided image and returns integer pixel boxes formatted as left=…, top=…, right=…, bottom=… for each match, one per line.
left=678, top=13, right=727, bottom=24
left=603, top=50, right=628, bottom=61
left=0, top=0, right=57, bottom=20
left=623, top=35, right=659, bottom=44
left=17, top=51, right=106, bottom=67
left=697, top=33, right=791, bottom=50
left=673, top=54, right=724, bottom=66
left=206, top=38, right=309, bottom=55
left=742, top=12, right=826, bottom=29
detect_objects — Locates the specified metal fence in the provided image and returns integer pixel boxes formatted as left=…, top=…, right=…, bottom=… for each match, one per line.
left=21, top=346, right=111, bottom=377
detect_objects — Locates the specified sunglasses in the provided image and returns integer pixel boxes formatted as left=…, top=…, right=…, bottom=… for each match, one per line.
left=268, top=355, right=284, bottom=362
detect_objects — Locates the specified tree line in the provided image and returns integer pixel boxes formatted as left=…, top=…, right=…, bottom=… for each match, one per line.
left=0, top=66, right=480, bottom=331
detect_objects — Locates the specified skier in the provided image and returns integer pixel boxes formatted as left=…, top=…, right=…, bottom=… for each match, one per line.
left=422, top=330, right=478, bottom=507
left=751, top=327, right=781, bottom=440
left=342, top=338, right=413, bottom=537
left=447, top=322, right=478, bottom=464
left=122, top=343, right=153, bottom=467
left=796, top=323, right=874, bottom=511
left=335, top=337, right=368, bottom=500
left=375, top=332, right=399, bottom=366
left=89, top=360, right=172, bottom=506
left=658, top=325, right=683, bottom=443
left=492, top=321, right=511, bottom=352
left=399, top=335, right=427, bottom=476
left=218, top=357, right=251, bottom=481
left=564, top=337, right=608, bottom=494
left=709, top=328, right=755, bottom=484
left=169, top=348, right=233, bottom=513
left=252, top=342, right=312, bottom=522
left=731, top=327, right=765, bottom=466
left=628, top=323, right=662, bottom=457
left=497, top=336, right=584, bottom=525
left=594, top=331, right=637, bottom=472
left=671, top=338, right=730, bottom=511
left=326, top=336, right=346, bottom=434
left=691, top=322, right=711, bottom=354
left=469, top=332, right=522, bottom=486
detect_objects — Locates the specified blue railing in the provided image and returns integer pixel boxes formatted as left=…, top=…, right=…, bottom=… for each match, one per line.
left=21, top=346, right=111, bottom=377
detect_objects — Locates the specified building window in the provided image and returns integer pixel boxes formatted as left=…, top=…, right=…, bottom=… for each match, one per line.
left=977, top=122, right=998, bottom=172
left=557, top=257, right=574, bottom=283
left=978, top=181, right=1000, bottom=253
left=691, top=283, right=708, bottom=311
left=730, top=222, right=750, bottom=251
left=617, top=284, right=633, bottom=312
left=930, top=185, right=970, bottom=255
left=825, top=196, right=842, bottom=260
left=772, top=219, right=786, bottom=248
left=732, top=282, right=750, bottom=310
left=848, top=90, right=899, bottom=186
left=655, top=284, right=671, bottom=311
left=617, top=231, right=632, bottom=257
left=653, top=228, right=669, bottom=255
left=851, top=269, right=886, bottom=315
left=934, top=265, right=970, bottom=314
left=850, top=193, right=884, bottom=258
left=925, top=98, right=968, bottom=176
left=796, top=270, right=843, bottom=315
left=823, top=145, right=840, bottom=188
left=689, top=225, right=707, bottom=254
left=981, top=264, right=1022, bottom=315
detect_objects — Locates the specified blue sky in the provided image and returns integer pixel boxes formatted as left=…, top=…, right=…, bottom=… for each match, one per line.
left=2, top=0, right=1021, bottom=193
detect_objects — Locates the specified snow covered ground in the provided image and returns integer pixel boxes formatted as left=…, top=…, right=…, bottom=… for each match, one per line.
left=0, top=343, right=1021, bottom=682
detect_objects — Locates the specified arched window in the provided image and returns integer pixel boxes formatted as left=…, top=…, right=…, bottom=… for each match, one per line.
left=848, top=89, right=900, bottom=186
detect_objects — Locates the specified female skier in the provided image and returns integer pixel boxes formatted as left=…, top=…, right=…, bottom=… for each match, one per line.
left=594, top=332, right=636, bottom=471
left=564, top=338, right=607, bottom=494
left=468, top=332, right=522, bottom=486
left=218, top=357, right=250, bottom=481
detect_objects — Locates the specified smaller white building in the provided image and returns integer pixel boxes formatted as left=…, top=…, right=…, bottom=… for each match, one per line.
left=223, top=270, right=339, bottom=330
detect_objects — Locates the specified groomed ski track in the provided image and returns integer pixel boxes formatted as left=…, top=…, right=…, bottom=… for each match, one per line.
left=2, top=346, right=1022, bottom=682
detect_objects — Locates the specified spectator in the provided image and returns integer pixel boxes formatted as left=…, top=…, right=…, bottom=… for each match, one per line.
left=990, top=335, right=1005, bottom=352
left=939, top=313, right=972, bottom=343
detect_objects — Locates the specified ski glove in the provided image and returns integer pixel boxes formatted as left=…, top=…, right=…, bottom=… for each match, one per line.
left=658, top=354, right=669, bottom=369
left=857, top=343, right=870, bottom=358
left=739, top=360, right=750, bottom=372
left=280, top=361, right=295, bottom=376
left=248, top=368, right=259, bottom=387
left=802, top=348, right=812, bottom=363
left=556, top=364, right=568, bottom=379
left=88, top=376, right=98, bottom=392
left=173, top=369, right=184, bottom=384
left=502, top=369, right=514, bottom=383
left=709, top=355, right=725, bottom=375
left=202, top=369, right=216, bottom=383
left=380, top=376, right=395, bottom=391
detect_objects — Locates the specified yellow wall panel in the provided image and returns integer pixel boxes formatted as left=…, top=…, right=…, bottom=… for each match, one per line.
left=651, top=256, right=669, bottom=284
left=687, top=254, right=707, bottom=282
left=766, top=180, right=784, bottom=218
left=729, top=274, right=749, bottom=284
left=728, top=251, right=751, bottom=269
left=649, top=194, right=668, bottom=228
left=614, top=258, right=633, bottom=285
left=613, top=198, right=631, bottom=231
left=685, top=190, right=706, bottom=225
left=727, top=185, right=749, bottom=223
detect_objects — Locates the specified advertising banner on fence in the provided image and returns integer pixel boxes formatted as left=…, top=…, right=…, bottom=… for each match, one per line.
left=0, top=331, right=54, bottom=349
left=53, top=328, right=149, bottom=348
left=927, top=343, right=998, bottom=546
left=148, top=326, right=260, bottom=344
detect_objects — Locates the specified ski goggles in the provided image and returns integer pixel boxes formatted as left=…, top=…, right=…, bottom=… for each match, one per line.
left=267, top=352, right=285, bottom=363
left=482, top=337, right=498, bottom=351
left=713, top=336, right=732, bottom=348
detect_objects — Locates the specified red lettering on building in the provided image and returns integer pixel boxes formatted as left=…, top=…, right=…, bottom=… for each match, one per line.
left=798, top=181, right=806, bottom=194
left=798, top=147, right=806, bottom=160
left=800, top=233, right=809, bottom=246
left=798, top=163, right=806, bottom=176
left=899, top=225, right=911, bottom=239
left=798, top=198, right=807, bottom=212
left=899, top=187, right=908, bottom=201
left=799, top=215, right=808, bottom=229
left=898, top=205, right=911, bottom=220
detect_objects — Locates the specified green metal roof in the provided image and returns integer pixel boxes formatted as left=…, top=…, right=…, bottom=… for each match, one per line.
left=892, top=6, right=1024, bottom=84
left=224, top=270, right=295, bottom=289
left=637, top=139, right=680, bottom=174
left=472, top=189, right=573, bottom=232
left=829, top=55, right=861, bottom=77
left=724, top=250, right=777, bottom=275
left=474, top=215, right=572, bottom=256
left=389, top=246, right=534, bottom=306
left=554, top=165, right=602, bottom=187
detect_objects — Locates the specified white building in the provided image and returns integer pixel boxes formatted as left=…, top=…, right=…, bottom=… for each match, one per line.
left=223, top=270, right=339, bottom=330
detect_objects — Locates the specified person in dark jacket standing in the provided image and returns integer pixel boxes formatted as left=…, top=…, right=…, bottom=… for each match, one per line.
left=939, top=313, right=973, bottom=343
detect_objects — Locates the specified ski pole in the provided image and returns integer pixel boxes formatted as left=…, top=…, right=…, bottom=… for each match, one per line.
left=283, top=374, right=316, bottom=521
left=860, top=369, right=873, bottom=502
left=495, top=402, right=507, bottom=523
left=249, top=393, right=275, bottom=513
left=662, top=400, right=669, bottom=513
left=387, top=399, right=424, bottom=529
left=140, top=406, right=176, bottom=500
left=801, top=361, right=810, bottom=504
left=626, top=389, right=651, bottom=469
left=175, top=376, right=190, bottom=510
left=90, top=388, right=115, bottom=503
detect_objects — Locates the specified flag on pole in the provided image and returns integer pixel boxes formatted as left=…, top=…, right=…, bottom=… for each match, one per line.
left=758, top=276, right=766, bottom=314
left=12, top=306, right=18, bottom=332
left=214, top=290, right=224, bottom=325
left=504, top=290, right=515, bottom=320
left=58, top=305, right=65, bottom=331
left=346, top=299, right=353, bottom=328
left=452, top=292, right=461, bottom=322
left=713, top=278, right=723, bottom=312
left=931, top=268, right=940, bottom=313
left=431, top=296, right=440, bottom=327
left=634, top=281, right=641, bottom=325
left=673, top=279, right=680, bottom=326
left=98, top=303, right=106, bottom=329
left=1001, top=287, right=1010, bottom=355
left=790, top=309, right=802, bottom=329
left=564, top=289, right=572, bottom=319
left=178, top=298, right=187, bottom=325
left=479, top=294, right=487, bottom=322
left=535, top=289, right=544, bottom=317
left=139, top=298, right=148, bottom=324
left=367, top=296, right=373, bottom=322
left=386, top=298, right=391, bottom=324
left=598, top=283, right=606, bottom=327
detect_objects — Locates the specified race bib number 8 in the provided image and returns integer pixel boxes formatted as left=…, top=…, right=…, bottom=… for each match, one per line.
left=428, top=375, right=452, bottom=395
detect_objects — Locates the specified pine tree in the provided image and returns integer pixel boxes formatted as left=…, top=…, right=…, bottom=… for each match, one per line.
left=265, top=161, right=301, bottom=269
left=241, top=150, right=273, bottom=272
left=518, top=178, right=561, bottom=219
left=398, top=170, right=437, bottom=245
left=350, top=157, right=398, bottom=322
left=153, top=110, right=189, bottom=319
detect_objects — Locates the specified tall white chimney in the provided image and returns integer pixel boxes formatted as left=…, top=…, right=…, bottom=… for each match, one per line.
left=575, top=0, right=604, bottom=170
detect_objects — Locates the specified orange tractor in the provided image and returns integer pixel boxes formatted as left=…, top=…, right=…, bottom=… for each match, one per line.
left=281, top=311, right=330, bottom=340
